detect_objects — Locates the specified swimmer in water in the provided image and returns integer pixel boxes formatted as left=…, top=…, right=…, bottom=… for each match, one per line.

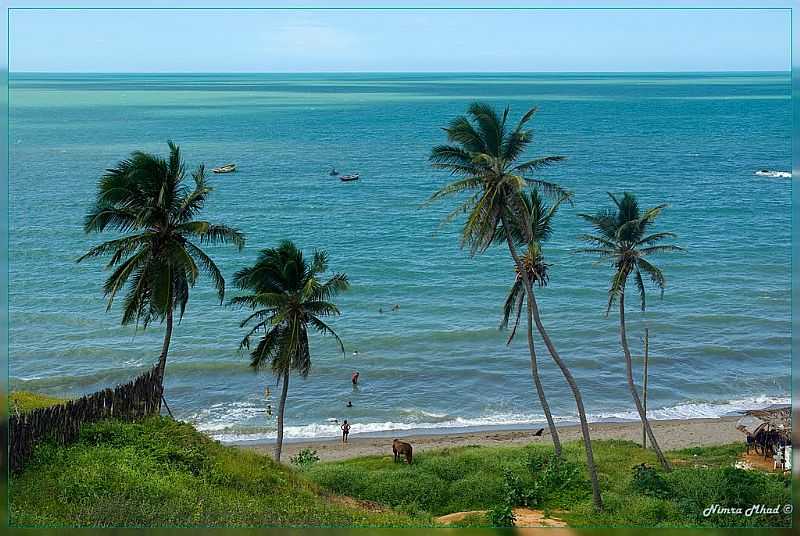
left=392, top=304, right=400, bottom=311
left=351, top=371, right=360, bottom=386
left=346, top=400, right=353, bottom=408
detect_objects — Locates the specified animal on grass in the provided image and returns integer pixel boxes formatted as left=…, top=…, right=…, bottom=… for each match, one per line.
left=392, top=439, right=413, bottom=464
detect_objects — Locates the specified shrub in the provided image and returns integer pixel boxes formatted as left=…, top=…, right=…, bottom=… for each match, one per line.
left=501, top=466, right=540, bottom=507
left=487, top=503, right=515, bottom=527
left=527, top=451, right=582, bottom=499
left=290, top=448, right=320, bottom=468
left=631, top=463, right=671, bottom=499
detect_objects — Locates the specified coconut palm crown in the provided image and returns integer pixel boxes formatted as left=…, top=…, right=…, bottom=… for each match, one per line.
left=79, top=141, right=245, bottom=326
left=578, top=192, right=683, bottom=314
left=428, top=101, right=570, bottom=254
left=231, top=241, right=349, bottom=376
left=497, top=188, right=569, bottom=343
left=78, top=141, right=245, bottom=389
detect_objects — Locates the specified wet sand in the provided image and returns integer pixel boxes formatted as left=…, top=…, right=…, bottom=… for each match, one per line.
left=239, top=416, right=743, bottom=462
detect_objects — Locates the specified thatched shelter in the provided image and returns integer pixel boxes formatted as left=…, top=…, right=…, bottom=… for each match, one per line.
left=736, top=404, right=791, bottom=439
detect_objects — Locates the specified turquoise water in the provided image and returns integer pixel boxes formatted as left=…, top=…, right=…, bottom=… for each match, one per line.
left=9, top=72, right=791, bottom=442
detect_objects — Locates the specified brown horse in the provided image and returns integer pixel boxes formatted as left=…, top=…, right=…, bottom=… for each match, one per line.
left=392, top=439, right=413, bottom=464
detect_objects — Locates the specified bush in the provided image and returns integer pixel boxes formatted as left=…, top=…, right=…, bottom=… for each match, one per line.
left=290, top=448, right=320, bottom=468
left=527, top=451, right=582, bottom=501
left=630, top=463, right=671, bottom=499
left=501, top=467, right=540, bottom=507
left=487, top=503, right=515, bottom=527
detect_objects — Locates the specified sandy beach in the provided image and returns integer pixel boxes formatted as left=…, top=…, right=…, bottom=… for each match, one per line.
left=239, top=416, right=743, bottom=462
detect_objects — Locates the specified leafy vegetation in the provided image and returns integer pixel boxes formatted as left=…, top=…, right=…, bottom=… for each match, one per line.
left=486, top=503, right=516, bottom=527
left=306, top=439, right=789, bottom=528
left=9, top=417, right=423, bottom=527
left=291, top=448, right=321, bottom=468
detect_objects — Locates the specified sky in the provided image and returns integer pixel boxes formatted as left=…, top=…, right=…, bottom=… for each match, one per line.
left=6, top=4, right=793, bottom=73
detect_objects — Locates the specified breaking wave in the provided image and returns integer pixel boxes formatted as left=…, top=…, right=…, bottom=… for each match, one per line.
left=196, top=394, right=789, bottom=443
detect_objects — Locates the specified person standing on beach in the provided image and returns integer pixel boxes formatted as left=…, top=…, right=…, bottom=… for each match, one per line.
left=341, top=420, right=351, bottom=443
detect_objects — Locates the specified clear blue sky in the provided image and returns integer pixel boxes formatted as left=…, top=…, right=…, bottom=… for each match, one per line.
left=7, top=5, right=792, bottom=72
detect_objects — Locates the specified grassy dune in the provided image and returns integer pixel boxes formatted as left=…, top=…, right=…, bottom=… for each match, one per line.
left=304, top=440, right=791, bottom=527
left=9, top=410, right=790, bottom=528
left=9, top=417, right=425, bottom=527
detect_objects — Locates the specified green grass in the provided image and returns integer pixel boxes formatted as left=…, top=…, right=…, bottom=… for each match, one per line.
left=305, top=439, right=791, bottom=528
left=9, top=417, right=426, bottom=527
left=10, top=414, right=791, bottom=528
left=10, top=391, right=66, bottom=413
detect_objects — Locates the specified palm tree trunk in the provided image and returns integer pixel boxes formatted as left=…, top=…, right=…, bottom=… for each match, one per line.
left=157, top=307, right=174, bottom=389
left=274, top=370, right=290, bottom=462
left=526, top=278, right=603, bottom=511
left=499, top=238, right=561, bottom=455
left=525, top=293, right=562, bottom=457
left=619, top=292, right=672, bottom=471
left=500, top=218, right=602, bottom=511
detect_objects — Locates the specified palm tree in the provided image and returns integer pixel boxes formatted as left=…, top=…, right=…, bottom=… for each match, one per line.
left=428, top=102, right=603, bottom=510
left=578, top=192, right=683, bottom=472
left=78, top=141, right=245, bottom=398
left=231, top=241, right=349, bottom=462
left=496, top=188, right=569, bottom=456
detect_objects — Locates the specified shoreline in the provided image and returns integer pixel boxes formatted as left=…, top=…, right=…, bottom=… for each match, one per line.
left=238, top=416, right=744, bottom=462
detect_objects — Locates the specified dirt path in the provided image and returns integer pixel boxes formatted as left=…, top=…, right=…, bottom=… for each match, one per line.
left=436, top=508, right=567, bottom=527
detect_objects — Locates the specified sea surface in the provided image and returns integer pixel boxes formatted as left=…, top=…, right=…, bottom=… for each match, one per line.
left=9, top=72, right=791, bottom=442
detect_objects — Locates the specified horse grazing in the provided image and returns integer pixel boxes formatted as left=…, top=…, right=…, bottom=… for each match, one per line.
left=392, top=439, right=413, bottom=464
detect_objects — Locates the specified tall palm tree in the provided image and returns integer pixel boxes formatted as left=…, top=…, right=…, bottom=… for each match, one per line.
left=496, top=188, right=569, bottom=456
left=78, top=141, right=245, bottom=396
left=578, top=192, right=683, bottom=472
left=231, top=241, right=349, bottom=462
left=428, top=102, right=603, bottom=510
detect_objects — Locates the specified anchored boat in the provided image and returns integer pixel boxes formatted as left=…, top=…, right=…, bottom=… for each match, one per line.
left=212, top=163, right=236, bottom=174
left=340, top=173, right=360, bottom=182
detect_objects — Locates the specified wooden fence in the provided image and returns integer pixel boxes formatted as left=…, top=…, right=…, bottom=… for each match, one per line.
left=9, top=365, right=163, bottom=473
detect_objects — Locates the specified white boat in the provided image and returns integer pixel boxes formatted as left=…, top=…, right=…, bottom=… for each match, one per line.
left=340, top=173, right=360, bottom=182
left=754, top=169, right=791, bottom=178
left=212, top=163, right=236, bottom=174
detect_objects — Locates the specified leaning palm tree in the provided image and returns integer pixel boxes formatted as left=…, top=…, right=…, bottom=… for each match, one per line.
left=231, top=241, right=349, bottom=462
left=78, top=141, right=245, bottom=398
left=428, top=102, right=603, bottom=510
left=496, top=188, right=569, bottom=456
left=578, top=192, right=683, bottom=472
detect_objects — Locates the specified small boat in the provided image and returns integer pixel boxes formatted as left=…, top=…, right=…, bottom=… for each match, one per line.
left=340, top=173, right=360, bottom=182
left=754, top=169, right=791, bottom=178
left=329, top=167, right=339, bottom=176
left=211, top=163, right=236, bottom=174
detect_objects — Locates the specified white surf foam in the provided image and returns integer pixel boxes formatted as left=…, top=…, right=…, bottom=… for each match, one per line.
left=201, top=394, right=789, bottom=443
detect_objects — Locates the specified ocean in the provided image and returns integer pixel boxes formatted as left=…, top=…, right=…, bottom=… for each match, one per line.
left=9, top=72, right=791, bottom=442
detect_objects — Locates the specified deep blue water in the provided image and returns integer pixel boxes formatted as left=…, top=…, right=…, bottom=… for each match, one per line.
left=9, top=72, right=791, bottom=441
